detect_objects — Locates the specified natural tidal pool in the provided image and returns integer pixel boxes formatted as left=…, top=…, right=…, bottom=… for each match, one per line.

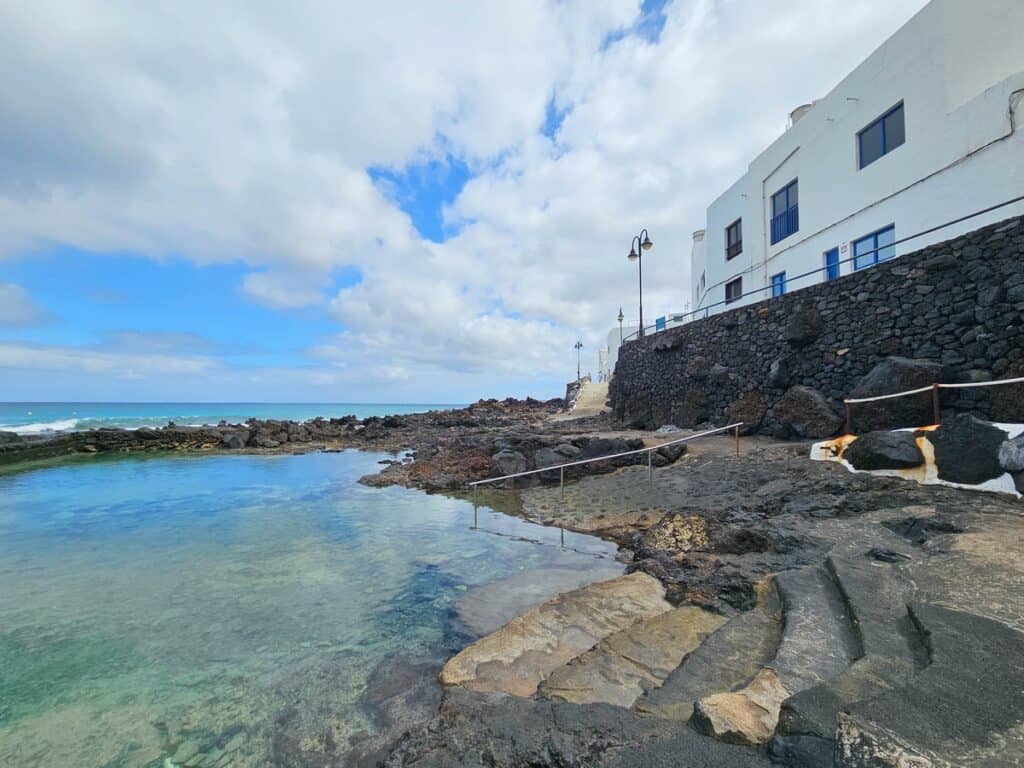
left=0, top=451, right=621, bottom=767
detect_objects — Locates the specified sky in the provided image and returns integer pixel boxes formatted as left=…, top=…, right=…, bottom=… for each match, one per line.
left=0, top=0, right=929, bottom=403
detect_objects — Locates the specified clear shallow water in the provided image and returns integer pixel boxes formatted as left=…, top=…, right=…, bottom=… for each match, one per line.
left=0, top=451, right=619, bottom=767
left=0, top=402, right=462, bottom=434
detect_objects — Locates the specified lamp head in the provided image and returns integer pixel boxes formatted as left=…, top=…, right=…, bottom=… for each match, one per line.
left=617, top=308, right=624, bottom=323
left=641, top=234, right=653, bottom=251
left=627, top=247, right=638, bottom=261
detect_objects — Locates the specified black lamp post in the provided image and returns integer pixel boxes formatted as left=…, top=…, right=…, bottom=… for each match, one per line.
left=627, top=230, right=653, bottom=338
left=574, top=339, right=583, bottom=381
left=617, top=307, right=624, bottom=345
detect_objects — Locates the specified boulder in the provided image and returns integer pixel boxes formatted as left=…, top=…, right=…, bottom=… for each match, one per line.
left=999, top=434, right=1024, bottom=473
left=844, top=431, right=924, bottom=471
left=848, top=357, right=947, bottom=431
left=727, top=391, right=766, bottom=434
left=221, top=431, right=250, bottom=450
left=672, top=390, right=709, bottom=428
left=491, top=449, right=527, bottom=478
left=928, top=413, right=1007, bottom=485
left=774, top=386, right=842, bottom=439
left=784, top=308, right=822, bottom=347
left=988, top=360, right=1024, bottom=422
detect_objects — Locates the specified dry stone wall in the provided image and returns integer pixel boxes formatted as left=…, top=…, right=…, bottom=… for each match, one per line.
left=609, top=216, right=1024, bottom=436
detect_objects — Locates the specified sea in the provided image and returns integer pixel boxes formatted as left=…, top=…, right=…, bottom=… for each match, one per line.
left=0, top=449, right=621, bottom=766
left=0, top=402, right=461, bottom=434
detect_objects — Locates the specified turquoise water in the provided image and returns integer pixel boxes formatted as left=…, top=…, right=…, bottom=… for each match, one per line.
left=0, top=403, right=462, bottom=434
left=0, top=451, right=619, bottom=767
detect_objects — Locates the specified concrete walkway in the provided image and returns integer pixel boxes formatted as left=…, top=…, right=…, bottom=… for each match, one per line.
left=554, top=380, right=609, bottom=421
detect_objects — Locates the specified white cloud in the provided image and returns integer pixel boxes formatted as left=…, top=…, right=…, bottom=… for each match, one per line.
left=0, top=283, right=55, bottom=328
left=0, top=0, right=929, bottom=395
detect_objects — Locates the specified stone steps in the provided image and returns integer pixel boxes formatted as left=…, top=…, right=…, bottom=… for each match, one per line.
left=690, top=565, right=859, bottom=745
left=537, top=605, right=726, bottom=708
left=634, top=578, right=783, bottom=722
left=438, top=572, right=671, bottom=697
left=771, top=554, right=922, bottom=763
left=836, top=602, right=1024, bottom=767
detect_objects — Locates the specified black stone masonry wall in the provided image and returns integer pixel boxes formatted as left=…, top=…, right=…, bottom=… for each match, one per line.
left=609, top=216, right=1024, bottom=437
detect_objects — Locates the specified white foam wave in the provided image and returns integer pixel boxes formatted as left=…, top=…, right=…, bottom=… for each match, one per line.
left=4, top=418, right=82, bottom=434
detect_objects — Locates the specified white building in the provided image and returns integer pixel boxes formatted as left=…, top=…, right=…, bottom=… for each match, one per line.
left=691, top=0, right=1024, bottom=317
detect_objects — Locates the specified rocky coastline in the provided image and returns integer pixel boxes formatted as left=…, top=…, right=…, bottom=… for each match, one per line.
left=4, top=395, right=1024, bottom=767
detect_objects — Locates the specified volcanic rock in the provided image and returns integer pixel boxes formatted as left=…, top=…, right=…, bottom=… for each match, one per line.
left=844, top=431, right=924, bottom=471
left=774, top=386, right=842, bottom=439
left=928, top=413, right=1007, bottom=485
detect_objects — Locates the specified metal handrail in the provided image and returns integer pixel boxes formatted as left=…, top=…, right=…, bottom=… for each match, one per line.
left=842, top=375, right=1024, bottom=433
left=469, top=422, right=744, bottom=492
left=622, top=195, right=1024, bottom=344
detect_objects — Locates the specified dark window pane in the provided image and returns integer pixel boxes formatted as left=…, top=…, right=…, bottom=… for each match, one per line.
left=884, top=105, right=905, bottom=150
left=860, top=121, right=884, bottom=167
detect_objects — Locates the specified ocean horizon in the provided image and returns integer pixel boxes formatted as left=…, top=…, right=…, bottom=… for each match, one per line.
left=0, top=402, right=464, bottom=435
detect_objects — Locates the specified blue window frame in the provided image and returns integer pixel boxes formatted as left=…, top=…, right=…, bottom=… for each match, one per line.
left=824, top=248, right=840, bottom=281
left=858, top=103, right=905, bottom=169
left=771, top=272, right=787, bottom=297
left=853, top=225, right=896, bottom=270
left=770, top=180, right=799, bottom=244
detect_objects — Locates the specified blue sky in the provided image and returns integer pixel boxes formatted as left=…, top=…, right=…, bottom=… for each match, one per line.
left=0, top=0, right=928, bottom=403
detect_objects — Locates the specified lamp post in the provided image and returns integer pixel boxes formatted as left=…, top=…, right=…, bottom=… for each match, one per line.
left=627, top=229, right=653, bottom=338
left=617, top=307, right=624, bottom=346
left=574, top=339, right=583, bottom=382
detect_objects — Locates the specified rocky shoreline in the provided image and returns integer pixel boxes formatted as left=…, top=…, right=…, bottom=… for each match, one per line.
left=4, top=398, right=1024, bottom=767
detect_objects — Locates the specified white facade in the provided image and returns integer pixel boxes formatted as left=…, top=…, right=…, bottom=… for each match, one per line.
left=692, top=0, right=1024, bottom=316
left=599, top=324, right=638, bottom=380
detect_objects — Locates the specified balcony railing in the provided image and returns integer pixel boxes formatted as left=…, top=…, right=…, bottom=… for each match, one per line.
left=770, top=205, right=799, bottom=244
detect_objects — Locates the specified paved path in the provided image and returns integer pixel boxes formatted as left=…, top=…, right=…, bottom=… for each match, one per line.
left=553, top=380, right=609, bottom=421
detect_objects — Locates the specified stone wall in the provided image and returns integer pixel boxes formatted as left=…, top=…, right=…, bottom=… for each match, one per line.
left=609, top=216, right=1024, bottom=436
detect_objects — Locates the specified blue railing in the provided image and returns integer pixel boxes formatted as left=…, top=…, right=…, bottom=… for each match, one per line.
left=620, top=195, right=1024, bottom=345
left=770, top=204, right=799, bottom=244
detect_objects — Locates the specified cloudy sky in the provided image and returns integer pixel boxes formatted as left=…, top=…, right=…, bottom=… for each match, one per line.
left=0, top=0, right=929, bottom=403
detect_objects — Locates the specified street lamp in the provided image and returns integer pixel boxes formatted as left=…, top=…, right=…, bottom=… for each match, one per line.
left=617, top=307, right=624, bottom=346
left=574, top=339, right=583, bottom=382
left=627, top=229, right=653, bottom=338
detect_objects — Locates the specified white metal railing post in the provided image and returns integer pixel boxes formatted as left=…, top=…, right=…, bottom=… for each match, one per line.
left=648, top=450, right=653, bottom=485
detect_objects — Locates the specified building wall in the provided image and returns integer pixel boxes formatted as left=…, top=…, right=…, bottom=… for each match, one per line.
left=611, top=216, right=1024, bottom=434
left=694, top=0, right=1024, bottom=316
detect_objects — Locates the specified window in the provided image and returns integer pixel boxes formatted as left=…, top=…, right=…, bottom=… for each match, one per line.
left=770, top=180, right=799, bottom=244
left=853, top=225, right=896, bottom=270
left=726, top=219, right=742, bottom=260
left=725, top=277, right=743, bottom=304
left=699, top=271, right=706, bottom=293
left=858, top=103, right=905, bottom=169
left=824, top=248, right=840, bottom=281
left=771, top=272, right=787, bottom=297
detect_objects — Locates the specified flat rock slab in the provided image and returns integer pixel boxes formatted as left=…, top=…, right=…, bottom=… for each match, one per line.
left=636, top=578, right=782, bottom=722
left=439, top=572, right=671, bottom=697
left=538, top=605, right=725, bottom=708
left=453, top=564, right=624, bottom=638
left=845, top=430, right=924, bottom=470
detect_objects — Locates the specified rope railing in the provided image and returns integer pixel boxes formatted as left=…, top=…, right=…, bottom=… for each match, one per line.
left=842, top=375, right=1024, bottom=433
left=622, top=195, right=1024, bottom=344
left=469, top=422, right=744, bottom=494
